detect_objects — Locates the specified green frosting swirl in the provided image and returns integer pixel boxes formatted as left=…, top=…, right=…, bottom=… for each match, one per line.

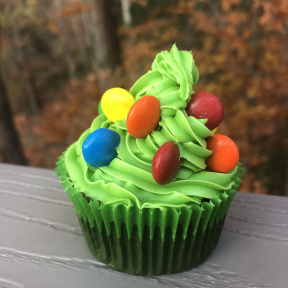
left=63, top=44, right=241, bottom=210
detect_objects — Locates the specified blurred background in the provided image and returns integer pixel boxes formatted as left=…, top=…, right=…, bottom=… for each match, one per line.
left=0, top=0, right=287, bottom=196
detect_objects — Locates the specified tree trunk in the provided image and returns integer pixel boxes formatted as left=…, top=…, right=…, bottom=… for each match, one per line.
left=121, top=0, right=132, bottom=27
left=79, top=0, right=94, bottom=70
left=10, top=24, right=40, bottom=115
left=92, top=0, right=121, bottom=71
left=54, top=0, right=75, bottom=79
left=0, top=72, right=27, bottom=165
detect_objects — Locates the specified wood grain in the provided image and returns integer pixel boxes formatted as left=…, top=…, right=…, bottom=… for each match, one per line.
left=0, top=164, right=287, bottom=288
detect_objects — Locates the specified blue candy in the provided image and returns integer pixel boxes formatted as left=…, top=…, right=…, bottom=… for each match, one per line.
left=82, top=128, right=120, bottom=168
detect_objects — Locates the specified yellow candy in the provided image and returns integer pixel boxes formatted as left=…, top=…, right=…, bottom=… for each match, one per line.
left=212, top=127, right=217, bottom=134
left=101, top=88, right=135, bottom=122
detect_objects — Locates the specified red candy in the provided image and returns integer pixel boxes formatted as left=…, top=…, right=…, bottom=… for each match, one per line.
left=127, top=96, right=161, bottom=138
left=152, top=142, right=180, bottom=185
left=206, top=134, right=239, bottom=173
left=185, top=92, right=224, bottom=130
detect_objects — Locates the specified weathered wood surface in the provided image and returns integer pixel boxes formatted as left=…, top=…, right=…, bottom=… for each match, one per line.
left=0, top=163, right=287, bottom=288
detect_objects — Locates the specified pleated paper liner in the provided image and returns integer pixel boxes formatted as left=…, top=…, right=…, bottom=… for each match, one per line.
left=56, top=155, right=243, bottom=275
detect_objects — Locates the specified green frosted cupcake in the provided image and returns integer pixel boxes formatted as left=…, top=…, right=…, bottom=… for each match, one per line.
left=56, top=44, right=243, bottom=275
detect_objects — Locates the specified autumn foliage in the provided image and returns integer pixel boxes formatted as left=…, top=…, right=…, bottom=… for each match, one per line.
left=1, top=0, right=288, bottom=196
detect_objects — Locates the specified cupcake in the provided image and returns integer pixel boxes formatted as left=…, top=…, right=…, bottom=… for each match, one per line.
left=56, top=44, right=243, bottom=275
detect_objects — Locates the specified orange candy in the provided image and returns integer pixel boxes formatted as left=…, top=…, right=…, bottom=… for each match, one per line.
left=127, top=96, right=161, bottom=138
left=206, top=134, right=239, bottom=173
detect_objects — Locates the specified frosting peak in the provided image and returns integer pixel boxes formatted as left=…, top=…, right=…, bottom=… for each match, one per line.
left=130, top=44, right=199, bottom=117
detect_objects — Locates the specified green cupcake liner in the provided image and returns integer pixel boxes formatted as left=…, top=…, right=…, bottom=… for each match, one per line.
left=56, top=155, right=243, bottom=275
left=78, top=215, right=226, bottom=275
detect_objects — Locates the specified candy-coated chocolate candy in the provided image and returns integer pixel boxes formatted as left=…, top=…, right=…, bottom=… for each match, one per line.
left=206, top=134, right=239, bottom=173
left=127, top=96, right=160, bottom=138
left=101, top=88, right=135, bottom=122
left=98, top=101, right=103, bottom=115
left=185, top=92, right=224, bottom=130
left=82, top=128, right=120, bottom=168
left=152, top=142, right=180, bottom=185
left=212, top=127, right=217, bottom=134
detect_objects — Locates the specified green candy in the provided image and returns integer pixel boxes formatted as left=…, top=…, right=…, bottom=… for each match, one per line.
left=98, top=101, right=103, bottom=115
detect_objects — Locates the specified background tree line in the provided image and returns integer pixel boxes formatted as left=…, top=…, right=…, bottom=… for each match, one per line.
left=0, top=0, right=287, bottom=196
